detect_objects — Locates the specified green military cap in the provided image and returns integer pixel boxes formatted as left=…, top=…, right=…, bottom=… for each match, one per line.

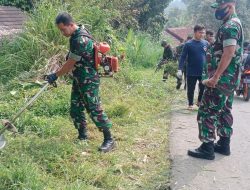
left=211, top=0, right=236, bottom=9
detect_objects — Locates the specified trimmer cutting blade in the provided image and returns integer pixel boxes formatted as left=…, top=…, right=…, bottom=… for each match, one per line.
left=0, top=134, right=6, bottom=149
left=0, top=82, right=54, bottom=150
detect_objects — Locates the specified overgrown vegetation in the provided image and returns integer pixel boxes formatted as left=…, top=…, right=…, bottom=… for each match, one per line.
left=0, top=0, right=177, bottom=189
left=0, top=0, right=37, bottom=11
left=0, top=0, right=171, bottom=37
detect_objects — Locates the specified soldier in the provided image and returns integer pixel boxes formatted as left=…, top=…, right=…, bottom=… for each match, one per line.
left=188, top=0, right=243, bottom=160
left=176, top=36, right=193, bottom=90
left=243, top=45, right=250, bottom=70
left=161, top=41, right=174, bottom=81
left=175, top=39, right=185, bottom=61
left=44, top=12, right=115, bottom=153
left=205, top=30, right=215, bottom=45
left=175, top=39, right=185, bottom=89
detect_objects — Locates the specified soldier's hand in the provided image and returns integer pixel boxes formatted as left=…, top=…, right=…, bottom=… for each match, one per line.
left=202, top=77, right=218, bottom=88
left=44, top=73, right=58, bottom=84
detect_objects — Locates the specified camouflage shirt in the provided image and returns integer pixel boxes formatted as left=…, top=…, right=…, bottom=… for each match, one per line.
left=175, top=43, right=184, bottom=60
left=203, top=14, right=244, bottom=96
left=68, top=26, right=99, bottom=83
left=163, top=45, right=174, bottom=61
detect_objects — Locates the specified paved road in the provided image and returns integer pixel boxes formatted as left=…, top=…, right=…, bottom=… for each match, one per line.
left=170, top=95, right=250, bottom=190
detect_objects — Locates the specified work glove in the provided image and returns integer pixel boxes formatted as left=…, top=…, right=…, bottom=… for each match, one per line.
left=176, top=70, right=182, bottom=79
left=44, top=73, right=58, bottom=84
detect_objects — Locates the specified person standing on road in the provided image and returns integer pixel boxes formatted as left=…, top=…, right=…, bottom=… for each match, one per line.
left=177, top=25, right=209, bottom=109
left=243, top=42, right=249, bottom=59
left=206, top=30, right=215, bottom=45
left=243, top=45, right=250, bottom=70
left=188, top=0, right=243, bottom=160
left=176, top=36, right=193, bottom=90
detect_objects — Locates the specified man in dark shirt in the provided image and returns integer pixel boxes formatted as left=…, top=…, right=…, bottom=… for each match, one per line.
left=177, top=25, right=209, bottom=110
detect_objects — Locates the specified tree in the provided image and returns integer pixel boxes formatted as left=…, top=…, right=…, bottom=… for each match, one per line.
left=97, top=0, right=172, bottom=37
left=0, top=0, right=37, bottom=11
left=165, top=7, right=191, bottom=28
left=236, top=0, right=250, bottom=40
left=182, top=0, right=250, bottom=40
left=0, top=0, right=173, bottom=38
left=132, top=0, right=172, bottom=36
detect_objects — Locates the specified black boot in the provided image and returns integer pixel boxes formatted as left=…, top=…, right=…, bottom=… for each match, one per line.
left=187, top=142, right=215, bottom=160
left=78, top=127, right=88, bottom=140
left=98, top=127, right=115, bottom=153
left=176, top=78, right=182, bottom=90
left=214, top=137, right=230, bottom=156
left=162, top=72, right=169, bottom=82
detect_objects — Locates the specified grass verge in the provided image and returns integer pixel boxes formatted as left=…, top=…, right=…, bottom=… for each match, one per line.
left=0, top=68, right=176, bottom=190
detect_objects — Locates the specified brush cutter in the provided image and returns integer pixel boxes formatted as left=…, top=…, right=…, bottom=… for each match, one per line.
left=0, top=80, right=56, bottom=150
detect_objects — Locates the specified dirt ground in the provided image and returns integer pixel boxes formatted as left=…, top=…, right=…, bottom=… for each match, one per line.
left=170, top=95, right=250, bottom=190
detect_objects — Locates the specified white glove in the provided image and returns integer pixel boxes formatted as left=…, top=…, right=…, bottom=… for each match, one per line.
left=177, top=70, right=182, bottom=79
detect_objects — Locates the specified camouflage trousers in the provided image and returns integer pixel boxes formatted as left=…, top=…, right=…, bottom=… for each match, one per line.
left=70, top=79, right=112, bottom=130
left=197, top=87, right=234, bottom=142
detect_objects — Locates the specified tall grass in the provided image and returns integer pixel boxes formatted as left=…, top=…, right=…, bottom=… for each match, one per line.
left=0, top=1, right=67, bottom=84
left=0, top=0, right=117, bottom=84
left=125, top=30, right=162, bottom=68
left=0, top=0, right=165, bottom=84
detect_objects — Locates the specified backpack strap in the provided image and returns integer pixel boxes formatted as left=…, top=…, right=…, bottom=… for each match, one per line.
left=78, top=30, right=95, bottom=41
left=71, top=26, right=95, bottom=42
left=70, top=25, right=96, bottom=65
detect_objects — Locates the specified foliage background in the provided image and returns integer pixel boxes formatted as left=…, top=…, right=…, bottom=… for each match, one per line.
left=165, top=0, right=250, bottom=40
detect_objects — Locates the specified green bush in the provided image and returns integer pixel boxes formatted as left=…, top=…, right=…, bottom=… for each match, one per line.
left=0, top=0, right=38, bottom=11
left=0, top=0, right=120, bottom=84
left=164, top=61, right=178, bottom=77
left=0, top=0, right=166, bottom=84
left=0, top=1, right=67, bottom=84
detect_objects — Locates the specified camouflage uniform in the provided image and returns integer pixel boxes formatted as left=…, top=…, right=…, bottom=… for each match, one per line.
left=68, top=26, right=112, bottom=131
left=162, top=45, right=174, bottom=80
left=198, top=14, right=243, bottom=142
left=163, top=45, right=174, bottom=60
left=175, top=43, right=185, bottom=61
left=175, top=43, right=187, bottom=89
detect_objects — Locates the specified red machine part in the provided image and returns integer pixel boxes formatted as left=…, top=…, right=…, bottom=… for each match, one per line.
left=111, top=56, right=119, bottom=72
left=94, top=42, right=119, bottom=74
